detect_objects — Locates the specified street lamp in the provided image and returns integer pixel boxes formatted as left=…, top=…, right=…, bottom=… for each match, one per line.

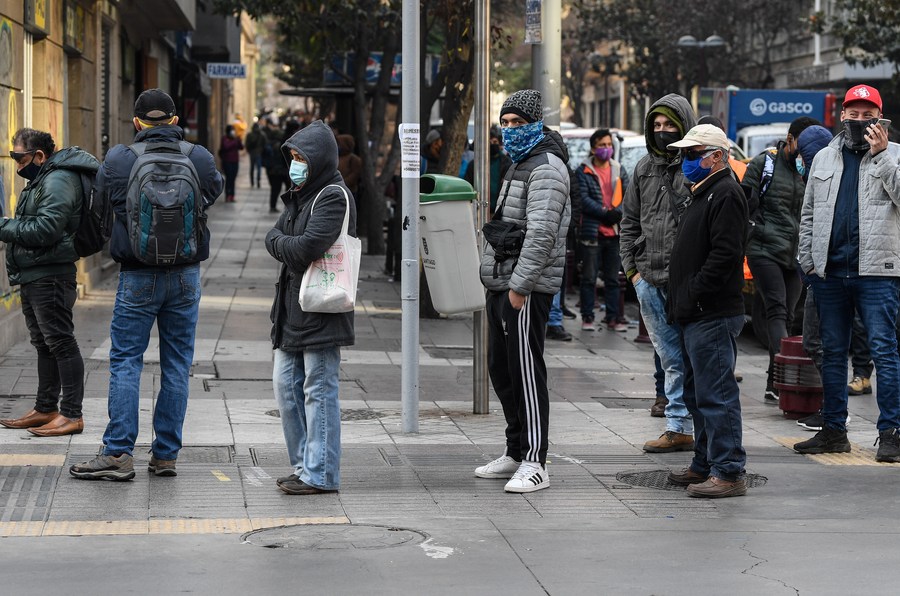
left=676, top=35, right=725, bottom=89
left=589, top=47, right=621, bottom=127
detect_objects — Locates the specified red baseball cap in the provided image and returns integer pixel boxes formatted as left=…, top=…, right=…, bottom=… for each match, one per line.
left=843, top=84, right=882, bottom=111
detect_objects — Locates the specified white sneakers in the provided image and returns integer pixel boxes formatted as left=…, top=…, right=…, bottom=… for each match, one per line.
left=475, top=455, right=549, bottom=493
left=504, top=461, right=549, bottom=493
left=474, top=454, right=519, bottom=478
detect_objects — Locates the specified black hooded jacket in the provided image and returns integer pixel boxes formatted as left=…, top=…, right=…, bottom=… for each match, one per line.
left=265, top=121, right=357, bottom=351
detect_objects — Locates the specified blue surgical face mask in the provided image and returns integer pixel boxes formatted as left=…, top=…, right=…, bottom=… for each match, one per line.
left=289, top=160, right=309, bottom=187
left=681, top=154, right=712, bottom=183
left=795, top=156, right=806, bottom=178
left=501, top=120, right=545, bottom=163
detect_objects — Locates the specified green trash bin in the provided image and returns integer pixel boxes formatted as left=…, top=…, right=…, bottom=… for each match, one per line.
left=419, top=174, right=485, bottom=314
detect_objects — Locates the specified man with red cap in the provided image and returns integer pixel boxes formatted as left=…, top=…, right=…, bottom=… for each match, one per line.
left=795, top=84, right=900, bottom=462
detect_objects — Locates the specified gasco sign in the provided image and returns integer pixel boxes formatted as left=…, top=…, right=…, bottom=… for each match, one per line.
left=749, top=98, right=815, bottom=117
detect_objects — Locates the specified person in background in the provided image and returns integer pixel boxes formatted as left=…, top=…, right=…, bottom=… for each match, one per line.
left=263, top=118, right=289, bottom=213
left=794, top=84, right=900, bottom=462
left=464, top=125, right=512, bottom=216
left=219, top=124, right=243, bottom=203
left=577, top=128, right=629, bottom=333
left=741, top=116, right=820, bottom=404
left=244, top=122, right=266, bottom=189
left=336, top=134, right=363, bottom=213
left=233, top=113, right=247, bottom=141
left=422, top=129, right=443, bottom=175
left=0, top=129, right=97, bottom=437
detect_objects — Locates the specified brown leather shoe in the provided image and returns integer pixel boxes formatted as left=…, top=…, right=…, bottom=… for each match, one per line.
left=667, top=467, right=708, bottom=486
left=687, top=476, right=747, bottom=498
left=0, top=409, right=59, bottom=429
left=27, top=415, right=84, bottom=437
left=650, top=395, right=668, bottom=417
left=643, top=430, right=694, bottom=453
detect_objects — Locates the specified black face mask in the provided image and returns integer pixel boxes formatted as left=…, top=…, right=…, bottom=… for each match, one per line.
left=17, top=161, right=42, bottom=181
left=843, top=118, right=879, bottom=151
left=489, top=144, right=500, bottom=157
left=654, top=131, right=682, bottom=152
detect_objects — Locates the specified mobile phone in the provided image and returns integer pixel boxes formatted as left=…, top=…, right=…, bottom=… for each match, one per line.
left=878, top=119, right=891, bottom=132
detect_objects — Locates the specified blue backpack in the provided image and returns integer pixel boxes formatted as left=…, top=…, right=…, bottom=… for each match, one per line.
left=126, top=141, right=205, bottom=265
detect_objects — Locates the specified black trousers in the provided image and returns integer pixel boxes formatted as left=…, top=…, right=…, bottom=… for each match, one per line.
left=20, top=273, right=84, bottom=418
left=748, top=255, right=802, bottom=389
left=267, top=171, right=286, bottom=210
left=486, top=290, right=552, bottom=465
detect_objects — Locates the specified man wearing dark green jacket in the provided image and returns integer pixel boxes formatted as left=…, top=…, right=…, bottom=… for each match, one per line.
left=742, top=116, right=819, bottom=402
left=0, top=128, right=98, bottom=437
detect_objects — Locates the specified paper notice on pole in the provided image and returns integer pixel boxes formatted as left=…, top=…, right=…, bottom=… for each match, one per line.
left=524, top=0, right=542, bottom=44
left=399, top=123, right=420, bottom=178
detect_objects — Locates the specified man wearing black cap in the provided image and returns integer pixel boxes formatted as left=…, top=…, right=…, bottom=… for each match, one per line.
left=475, top=89, right=570, bottom=493
left=70, top=88, right=223, bottom=481
left=795, top=84, right=900, bottom=462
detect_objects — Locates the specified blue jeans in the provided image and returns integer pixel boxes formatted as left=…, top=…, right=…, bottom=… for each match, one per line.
left=102, top=265, right=201, bottom=460
left=634, top=278, right=692, bottom=434
left=681, top=315, right=746, bottom=481
left=273, top=348, right=342, bottom=490
left=548, top=289, right=563, bottom=327
left=580, top=237, right=622, bottom=322
left=810, top=276, right=900, bottom=431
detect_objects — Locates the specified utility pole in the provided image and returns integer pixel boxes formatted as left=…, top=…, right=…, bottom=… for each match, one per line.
left=531, top=0, right=561, bottom=128
left=472, top=0, right=490, bottom=414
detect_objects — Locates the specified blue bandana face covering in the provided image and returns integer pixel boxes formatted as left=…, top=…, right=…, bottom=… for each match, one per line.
left=501, top=121, right=545, bottom=163
left=681, top=155, right=712, bottom=183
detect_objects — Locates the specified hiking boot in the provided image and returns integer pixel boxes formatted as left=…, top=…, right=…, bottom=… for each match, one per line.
left=643, top=431, right=694, bottom=453
left=504, top=461, right=549, bottom=493
left=148, top=456, right=177, bottom=477
left=650, top=395, right=668, bottom=418
left=793, top=427, right=851, bottom=454
left=687, top=476, right=747, bottom=498
left=875, top=428, right=900, bottom=463
left=278, top=478, right=337, bottom=495
left=546, top=325, right=573, bottom=341
left=276, top=473, right=300, bottom=486
left=475, top=454, right=520, bottom=479
left=848, top=375, right=872, bottom=395
left=69, top=454, right=135, bottom=481
left=667, top=467, right=708, bottom=486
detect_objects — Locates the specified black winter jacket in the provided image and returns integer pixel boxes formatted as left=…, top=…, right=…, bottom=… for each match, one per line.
left=95, top=125, right=223, bottom=268
left=576, top=158, right=629, bottom=240
left=667, top=168, right=748, bottom=323
left=0, top=147, right=99, bottom=286
left=266, top=121, right=356, bottom=351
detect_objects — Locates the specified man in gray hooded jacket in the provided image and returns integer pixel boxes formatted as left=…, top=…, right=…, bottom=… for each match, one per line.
left=475, top=89, right=570, bottom=493
left=620, top=93, right=697, bottom=455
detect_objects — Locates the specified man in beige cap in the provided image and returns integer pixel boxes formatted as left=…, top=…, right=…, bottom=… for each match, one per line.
left=664, top=124, right=749, bottom=498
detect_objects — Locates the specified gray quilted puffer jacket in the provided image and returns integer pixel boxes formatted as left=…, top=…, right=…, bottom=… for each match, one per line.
left=798, top=133, right=900, bottom=277
left=480, top=130, right=571, bottom=295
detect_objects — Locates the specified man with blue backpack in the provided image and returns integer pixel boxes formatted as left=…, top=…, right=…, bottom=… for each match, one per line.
left=70, top=89, right=223, bottom=481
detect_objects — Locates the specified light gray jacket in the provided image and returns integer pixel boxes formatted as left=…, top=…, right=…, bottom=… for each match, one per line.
left=798, top=134, right=900, bottom=277
left=480, top=131, right=571, bottom=295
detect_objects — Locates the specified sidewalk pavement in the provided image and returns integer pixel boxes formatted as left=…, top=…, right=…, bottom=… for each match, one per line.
left=0, top=175, right=898, bottom=595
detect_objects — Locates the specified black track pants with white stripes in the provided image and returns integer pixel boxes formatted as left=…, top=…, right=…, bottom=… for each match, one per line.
left=486, top=290, right=552, bottom=465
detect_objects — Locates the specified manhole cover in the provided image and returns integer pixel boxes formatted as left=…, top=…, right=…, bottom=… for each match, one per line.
left=243, top=524, right=428, bottom=550
left=265, top=409, right=384, bottom=421
left=615, top=470, right=768, bottom=491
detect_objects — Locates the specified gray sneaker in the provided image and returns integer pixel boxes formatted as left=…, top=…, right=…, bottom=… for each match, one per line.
left=148, top=456, right=177, bottom=477
left=70, top=453, right=135, bottom=481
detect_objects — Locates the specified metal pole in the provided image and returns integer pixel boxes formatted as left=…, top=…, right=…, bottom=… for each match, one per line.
left=531, top=0, right=561, bottom=128
left=400, top=0, right=420, bottom=433
left=472, top=0, right=490, bottom=414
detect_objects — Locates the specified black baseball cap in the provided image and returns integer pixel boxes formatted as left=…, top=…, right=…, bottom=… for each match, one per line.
left=134, top=88, right=176, bottom=122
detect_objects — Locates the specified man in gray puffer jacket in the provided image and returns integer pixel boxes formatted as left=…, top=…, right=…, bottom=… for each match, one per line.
left=476, top=89, right=570, bottom=493
left=620, top=94, right=697, bottom=454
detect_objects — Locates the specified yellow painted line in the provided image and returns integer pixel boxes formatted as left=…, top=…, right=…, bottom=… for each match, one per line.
left=0, top=516, right=350, bottom=538
left=776, top=437, right=900, bottom=466
left=0, top=454, right=66, bottom=466
left=211, top=469, right=231, bottom=481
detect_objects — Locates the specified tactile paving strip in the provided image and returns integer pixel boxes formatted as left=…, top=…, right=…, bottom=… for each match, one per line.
left=776, top=437, right=900, bottom=466
left=0, top=466, right=58, bottom=522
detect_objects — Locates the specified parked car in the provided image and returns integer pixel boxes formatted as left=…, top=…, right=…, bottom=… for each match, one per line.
left=736, top=123, right=790, bottom=159
left=560, top=127, right=639, bottom=170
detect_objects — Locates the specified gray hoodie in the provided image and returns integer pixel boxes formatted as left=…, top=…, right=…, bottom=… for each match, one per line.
left=265, top=121, right=356, bottom=350
left=619, top=93, right=696, bottom=287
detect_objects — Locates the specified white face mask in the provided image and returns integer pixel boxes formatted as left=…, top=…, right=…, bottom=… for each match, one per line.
left=289, top=160, right=309, bottom=187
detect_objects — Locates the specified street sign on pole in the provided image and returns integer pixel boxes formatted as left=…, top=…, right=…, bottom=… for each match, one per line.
left=206, top=63, right=247, bottom=79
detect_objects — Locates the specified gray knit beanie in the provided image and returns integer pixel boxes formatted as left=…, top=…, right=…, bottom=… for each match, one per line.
left=500, top=89, right=543, bottom=124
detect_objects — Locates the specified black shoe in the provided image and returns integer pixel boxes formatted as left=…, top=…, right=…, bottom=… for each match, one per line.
left=797, top=411, right=823, bottom=431
left=546, top=325, right=573, bottom=342
left=793, top=427, right=851, bottom=454
left=276, top=473, right=299, bottom=486
left=875, top=428, right=900, bottom=463
left=561, top=306, right=578, bottom=320
left=764, top=388, right=779, bottom=403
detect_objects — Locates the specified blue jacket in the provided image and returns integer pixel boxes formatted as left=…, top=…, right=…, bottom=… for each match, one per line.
left=95, top=125, right=223, bottom=268
left=576, top=158, right=629, bottom=241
